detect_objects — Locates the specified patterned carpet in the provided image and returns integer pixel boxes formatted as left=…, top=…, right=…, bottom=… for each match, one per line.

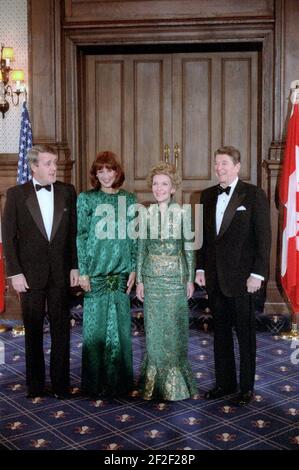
left=0, top=318, right=298, bottom=451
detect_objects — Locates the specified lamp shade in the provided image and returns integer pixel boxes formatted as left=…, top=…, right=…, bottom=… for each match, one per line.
left=2, top=47, right=14, bottom=61
left=11, top=69, right=25, bottom=82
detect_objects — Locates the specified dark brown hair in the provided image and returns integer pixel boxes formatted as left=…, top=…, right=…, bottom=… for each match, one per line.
left=89, top=151, right=125, bottom=189
left=214, top=146, right=241, bottom=165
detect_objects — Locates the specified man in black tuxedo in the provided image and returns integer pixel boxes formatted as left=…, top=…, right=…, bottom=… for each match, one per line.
left=3, top=145, right=79, bottom=399
left=196, top=146, right=271, bottom=405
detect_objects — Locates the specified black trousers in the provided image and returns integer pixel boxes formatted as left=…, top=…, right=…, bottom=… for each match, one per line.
left=20, top=282, right=70, bottom=394
left=209, top=284, right=256, bottom=393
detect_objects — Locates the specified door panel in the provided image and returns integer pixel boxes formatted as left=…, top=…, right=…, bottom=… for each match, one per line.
left=221, top=56, right=258, bottom=181
left=173, top=51, right=258, bottom=202
left=134, top=60, right=165, bottom=179
left=85, top=56, right=126, bottom=178
left=85, top=54, right=172, bottom=199
left=175, top=57, right=212, bottom=180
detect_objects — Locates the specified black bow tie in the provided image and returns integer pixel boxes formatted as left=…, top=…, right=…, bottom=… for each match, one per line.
left=217, top=184, right=231, bottom=196
left=35, top=184, right=51, bottom=192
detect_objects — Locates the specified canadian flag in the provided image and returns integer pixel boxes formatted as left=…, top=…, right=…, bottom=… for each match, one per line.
left=280, top=98, right=299, bottom=313
left=0, top=213, right=5, bottom=313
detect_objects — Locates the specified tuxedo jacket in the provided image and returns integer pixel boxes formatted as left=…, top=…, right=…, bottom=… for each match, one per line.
left=2, top=180, right=78, bottom=289
left=196, top=179, right=271, bottom=297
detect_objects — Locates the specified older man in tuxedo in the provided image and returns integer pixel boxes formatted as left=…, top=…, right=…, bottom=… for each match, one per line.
left=196, top=146, right=271, bottom=405
left=3, top=145, right=79, bottom=398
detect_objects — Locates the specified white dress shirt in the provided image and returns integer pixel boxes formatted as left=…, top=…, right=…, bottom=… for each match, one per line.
left=197, top=177, right=264, bottom=281
left=33, top=177, right=54, bottom=241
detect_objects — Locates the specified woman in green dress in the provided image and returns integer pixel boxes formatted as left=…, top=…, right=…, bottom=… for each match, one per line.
left=136, top=162, right=197, bottom=401
left=77, top=151, right=137, bottom=397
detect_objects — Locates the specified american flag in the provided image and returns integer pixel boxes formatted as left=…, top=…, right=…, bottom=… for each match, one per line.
left=17, top=101, right=33, bottom=184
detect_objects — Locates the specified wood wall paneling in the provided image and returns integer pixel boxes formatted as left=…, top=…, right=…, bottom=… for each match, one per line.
left=64, top=0, right=274, bottom=24
left=31, top=0, right=56, bottom=141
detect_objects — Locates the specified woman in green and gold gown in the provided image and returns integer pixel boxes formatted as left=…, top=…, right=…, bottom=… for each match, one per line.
left=77, top=151, right=137, bottom=397
left=136, top=162, right=197, bottom=401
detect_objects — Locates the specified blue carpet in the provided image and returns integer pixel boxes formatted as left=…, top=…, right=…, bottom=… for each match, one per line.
left=0, top=323, right=298, bottom=451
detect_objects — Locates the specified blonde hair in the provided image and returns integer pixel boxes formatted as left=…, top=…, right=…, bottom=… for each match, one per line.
left=147, top=161, right=181, bottom=189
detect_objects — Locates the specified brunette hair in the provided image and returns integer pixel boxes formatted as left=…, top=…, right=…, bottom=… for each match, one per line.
left=89, top=151, right=125, bottom=189
left=214, top=146, right=241, bottom=165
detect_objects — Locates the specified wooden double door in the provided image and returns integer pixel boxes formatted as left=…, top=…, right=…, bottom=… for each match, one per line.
left=83, top=50, right=259, bottom=203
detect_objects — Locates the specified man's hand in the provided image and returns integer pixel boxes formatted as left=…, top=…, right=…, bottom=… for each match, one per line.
left=126, top=272, right=136, bottom=294
left=70, top=269, right=80, bottom=287
left=11, top=274, right=29, bottom=293
left=136, top=282, right=144, bottom=302
left=246, top=275, right=262, bottom=293
left=195, top=271, right=206, bottom=287
left=187, top=282, right=194, bottom=299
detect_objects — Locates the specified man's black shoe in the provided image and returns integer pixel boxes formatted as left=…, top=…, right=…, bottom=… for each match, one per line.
left=235, top=390, right=254, bottom=406
left=204, top=386, right=236, bottom=400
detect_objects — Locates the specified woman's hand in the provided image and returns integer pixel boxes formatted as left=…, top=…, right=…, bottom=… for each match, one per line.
left=79, top=275, right=91, bottom=292
left=187, top=281, right=194, bottom=299
left=136, top=282, right=144, bottom=302
left=126, top=272, right=136, bottom=294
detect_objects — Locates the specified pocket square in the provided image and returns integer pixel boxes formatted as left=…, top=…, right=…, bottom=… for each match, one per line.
left=236, top=205, right=246, bottom=211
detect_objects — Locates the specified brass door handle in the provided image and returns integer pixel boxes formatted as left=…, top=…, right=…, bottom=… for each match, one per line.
left=164, top=144, right=170, bottom=163
left=174, top=143, right=180, bottom=169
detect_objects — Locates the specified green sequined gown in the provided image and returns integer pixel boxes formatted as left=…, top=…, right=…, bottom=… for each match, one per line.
left=136, top=203, right=197, bottom=401
left=77, top=189, right=137, bottom=396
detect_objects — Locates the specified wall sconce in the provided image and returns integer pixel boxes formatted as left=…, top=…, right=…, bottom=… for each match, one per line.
left=0, top=45, right=27, bottom=118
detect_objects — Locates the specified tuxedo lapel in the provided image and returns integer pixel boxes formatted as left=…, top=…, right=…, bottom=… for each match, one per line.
left=50, top=183, right=65, bottom=242
left=205, top=188, right=218, bottom=239
left=25, top=182, right=48, bottom=240
left=217, top=180, right=247, bottom=239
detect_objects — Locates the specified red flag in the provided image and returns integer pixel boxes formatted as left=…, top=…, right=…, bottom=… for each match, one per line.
left=0, top=214, right=5, bottom=313
left=279, top=101, right=299, bottom=312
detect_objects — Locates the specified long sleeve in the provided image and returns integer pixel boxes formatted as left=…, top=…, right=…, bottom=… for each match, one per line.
left=69, top=184, right=78, bottom=270
left=127, top=193, right=138, bottom=272
left=136, top=237, right=148, bottom=283
left=251, top=187, right=271, bottom=278
left=2, top=187, right=22, bottom=277
left=196, top=191, right=206, bottom=270
left=182, top=206, right=195, bottom=283
left=76, top=192, right=92, bottom=276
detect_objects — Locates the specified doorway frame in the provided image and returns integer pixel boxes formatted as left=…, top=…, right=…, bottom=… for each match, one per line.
left=63, top=24, right=275, bottom=193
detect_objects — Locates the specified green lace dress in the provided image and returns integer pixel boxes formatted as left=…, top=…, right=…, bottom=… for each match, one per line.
left=136, top=203, right=197, bottom=401
left=77, top=189, right=137, bottom=397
